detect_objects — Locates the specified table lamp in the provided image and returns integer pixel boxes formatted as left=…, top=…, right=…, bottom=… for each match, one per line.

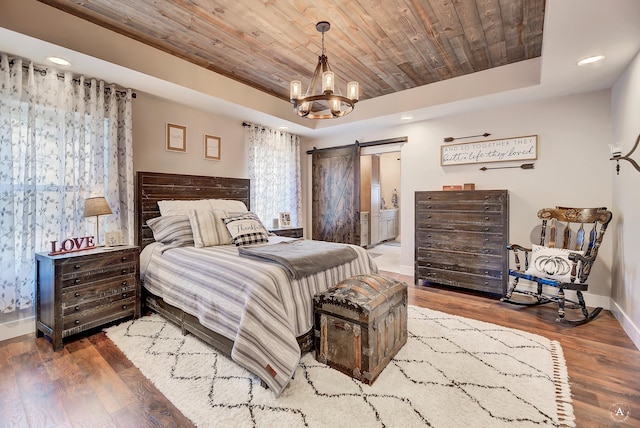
left=83, top=196, right=113, bottom=245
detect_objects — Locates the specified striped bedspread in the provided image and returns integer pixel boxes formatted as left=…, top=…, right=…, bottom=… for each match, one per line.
left=141, top=236, right=377, bottom=396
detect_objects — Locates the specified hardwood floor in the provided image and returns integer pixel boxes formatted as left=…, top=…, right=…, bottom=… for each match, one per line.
left=2, top=271, right=639, bottom=427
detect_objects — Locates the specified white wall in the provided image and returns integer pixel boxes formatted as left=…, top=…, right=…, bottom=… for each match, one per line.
left=302, top=90, right=614, bottom=308
left=611, top=50, right=640, bottom=348
left=133, top=92, right=248, bottom=178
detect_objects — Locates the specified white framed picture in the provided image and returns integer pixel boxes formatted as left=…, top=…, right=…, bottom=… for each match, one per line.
left=105, top=231, right=124, bottom=247
left=279, top=212, right=291, bottom=228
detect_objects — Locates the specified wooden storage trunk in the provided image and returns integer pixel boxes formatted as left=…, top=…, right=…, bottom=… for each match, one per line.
left=313, top=273, right=408, bottom=385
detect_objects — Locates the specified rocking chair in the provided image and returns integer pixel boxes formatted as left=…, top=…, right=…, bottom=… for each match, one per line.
left=501, top=206, right=612, bottom=325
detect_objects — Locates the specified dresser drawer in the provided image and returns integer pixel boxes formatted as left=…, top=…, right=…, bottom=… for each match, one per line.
left=416, top=249, right=503, bottom=277
left=417, top=201, right=505, bottom=213
left=416, top=229, right=505, bottom=254
left=416, top=190, right=507, bottom=203
left=417, top=211, right=505, bottom=224
left=417, top=222, right=505, bottom=234
left=61, top=264, right=136, bottom=288
left=62, top=298, right=137, bottom=335
left=416, top=267, right=504, bottom=294
left=60, top=250, right=137, bottom=276
left=62, top=277, right=137, bottom=311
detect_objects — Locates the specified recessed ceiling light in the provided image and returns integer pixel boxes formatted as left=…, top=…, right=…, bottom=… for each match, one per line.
left=400, top=115, right=413, bottom=121
left=577, top=55, right=604, bottom=66
left=278, top=126, right=289, bottom=130
left=47, top=56, right=71, bottom=66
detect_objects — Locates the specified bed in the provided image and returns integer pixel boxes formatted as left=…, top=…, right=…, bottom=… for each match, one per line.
left=136, top=171, right=377, bottom=396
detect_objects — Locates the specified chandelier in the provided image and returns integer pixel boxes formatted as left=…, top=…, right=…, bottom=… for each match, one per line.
left=289, top=21, right=359, bottom=119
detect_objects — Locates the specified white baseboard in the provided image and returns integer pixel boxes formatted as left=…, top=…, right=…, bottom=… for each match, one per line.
left=610, top=301, right=640, bottom=351
left=0, top=316, right=35, bottom=342
left=399, top=264, right=414, bottom=277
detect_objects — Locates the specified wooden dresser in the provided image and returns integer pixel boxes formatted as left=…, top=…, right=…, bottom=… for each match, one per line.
left=414, top=190, right=509, bottom=295
left=36, top=245, right=140, bottom=350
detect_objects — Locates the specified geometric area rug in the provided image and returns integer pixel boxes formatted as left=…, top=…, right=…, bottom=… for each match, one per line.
left=104, top=305, right=575, bottom=427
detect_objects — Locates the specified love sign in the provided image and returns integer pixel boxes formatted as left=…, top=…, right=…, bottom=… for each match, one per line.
left=49, top=236, right=96, bottom=255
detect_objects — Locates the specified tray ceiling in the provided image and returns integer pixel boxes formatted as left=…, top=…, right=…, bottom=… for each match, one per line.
left=37, top=0, right=545, bottom=103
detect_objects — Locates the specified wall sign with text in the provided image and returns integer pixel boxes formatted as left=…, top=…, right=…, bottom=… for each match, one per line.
left=441, top=135, right=538, bottom=166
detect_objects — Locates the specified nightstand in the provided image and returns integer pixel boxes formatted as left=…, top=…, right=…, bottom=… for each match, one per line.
left=35, top=245, right=140, bottom=350
left=269, top=227, right=303, bottom=238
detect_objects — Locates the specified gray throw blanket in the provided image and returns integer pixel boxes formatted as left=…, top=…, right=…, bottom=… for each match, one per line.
left=238, top=239, right=358, bottom=279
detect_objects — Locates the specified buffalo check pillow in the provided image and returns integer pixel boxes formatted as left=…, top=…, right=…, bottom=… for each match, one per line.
left=222, top=212, right=270, bottom=246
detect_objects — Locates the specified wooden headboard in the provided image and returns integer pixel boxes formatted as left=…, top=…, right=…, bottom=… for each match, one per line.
left=136, top=171, right=250, bottom=249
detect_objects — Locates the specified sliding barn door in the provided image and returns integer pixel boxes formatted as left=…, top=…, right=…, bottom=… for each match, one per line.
left=311, top=144, right=360, bottom=244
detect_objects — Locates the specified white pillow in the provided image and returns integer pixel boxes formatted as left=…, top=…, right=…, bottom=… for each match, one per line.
left=525, top=244, right=584, bottom=283
left=158, top=199, right=248, bottom=216
left=158, top=199, right=211, bottom=216
left=208, top=199, right=248, bottom=213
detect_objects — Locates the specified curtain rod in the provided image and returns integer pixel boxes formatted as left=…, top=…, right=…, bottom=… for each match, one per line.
left=8, top=58, right=136, bottom=98
left=242, top=121, right=265, bottom=130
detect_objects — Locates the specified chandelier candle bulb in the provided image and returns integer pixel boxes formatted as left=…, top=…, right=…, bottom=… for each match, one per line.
left=322, top=71, right=334, bottom=93
left=347, top=81, right=359, bottom=100
left=290, top=80, right=301, bottom=99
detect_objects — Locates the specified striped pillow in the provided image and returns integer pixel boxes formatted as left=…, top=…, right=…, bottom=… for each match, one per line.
left=146, top=215, right=194, bottom=246
left=189, top=209, right=231, bottom=247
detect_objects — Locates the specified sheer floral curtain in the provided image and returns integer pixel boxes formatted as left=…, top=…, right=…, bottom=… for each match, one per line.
left=0, top=53, right=134, bottom=323
left=245, top=122, right=301, bottom=229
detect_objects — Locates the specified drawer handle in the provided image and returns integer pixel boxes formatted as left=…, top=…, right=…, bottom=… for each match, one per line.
left=74, top=320, right=80, bottom=325
left=74, top=264, right=80, bottom=269
left=485, top=216, right=490, bottom=220
left=484, top=238, right=489, bottom=242
left=74, top=306, right=79, bottom=311
left=427, top=196, right=432, bottom=200
left=484, top=271, right=489, bottom=275
left=74, top=292, right=80, bottom=298
left=484, top=206, right=490, bottom=210
left=121, top=269, right=128, bottom=274
left=426, top=225, right=431, bottom=228
left=484, top=227, right=489, bottom=231
left=484, top=281, right=489, bottom=285
left=122, top=305, right=128, bottom=310
left=74, top=279, right=80, bottom=284
left=122, top=292, right=128, bottom=298
left=427, top=205, right=432, bottom=209
left=121, top=256, right=128, bottom=261
left=122, top=281, right=128, bottom=286
left=427, top=215, right=432, bottom=219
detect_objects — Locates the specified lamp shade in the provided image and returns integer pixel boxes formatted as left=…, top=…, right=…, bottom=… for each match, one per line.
left=83, top=197, right=113, bottom=217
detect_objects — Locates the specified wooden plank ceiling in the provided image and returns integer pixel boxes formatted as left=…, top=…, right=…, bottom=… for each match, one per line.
left=38, top=0, right=545, bottom=102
